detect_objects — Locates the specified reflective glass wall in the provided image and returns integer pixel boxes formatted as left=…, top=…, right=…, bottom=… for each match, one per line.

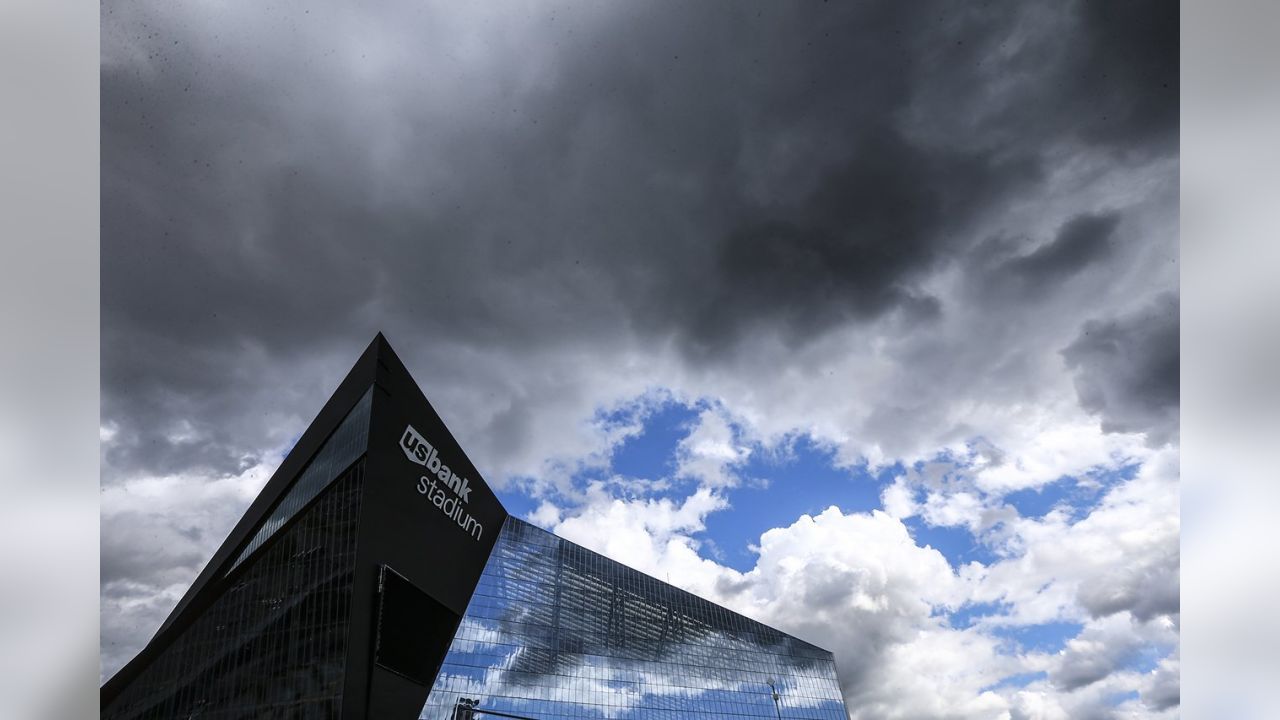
left=422, top=517, right=848, bottom=720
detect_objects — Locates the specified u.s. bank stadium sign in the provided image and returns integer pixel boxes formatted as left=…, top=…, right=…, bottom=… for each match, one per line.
left=400, top=424, right=484, bottom=541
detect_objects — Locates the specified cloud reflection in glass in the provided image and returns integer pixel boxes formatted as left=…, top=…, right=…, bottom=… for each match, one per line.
left=422, top=517, right=848, bottom=719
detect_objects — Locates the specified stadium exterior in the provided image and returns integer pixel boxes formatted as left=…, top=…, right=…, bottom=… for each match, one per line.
left=101, top=335, right=849, bottom=719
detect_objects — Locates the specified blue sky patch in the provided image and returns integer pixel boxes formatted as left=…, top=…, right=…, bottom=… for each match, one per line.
left=1129, top=643, right=1174, bottom=674
left=703, top=436, right=891, bottom=572
left=608, top=400, right=702, bottom=482
left=991, top=621, right=1084, bottom=653
left=947, top=601, right=1008, bottom=629
left=1002, top=477, right=1075, bottom=519
left=1003, top=462, right=1139, bottom=522
left=904, top=517, right=1000, bottom=567
left=980, top=671, right=1047, bottom=693
left=1106, top=690, right=1141, bottom=707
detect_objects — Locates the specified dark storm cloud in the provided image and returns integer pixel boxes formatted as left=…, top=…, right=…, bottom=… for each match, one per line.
left=1005, top=213, right=1119, bottom=285
left=1067, top=0, right=1180, bottom=149
left=683, top=126, right=1036, bottom=355
left=914, top=0, right=1178, bottom=157
left=973, top=211, right=1120, bottom=301
left=101, top=0, right=1175, bottom=481
left=1063, top=292, right=1179, bottom=445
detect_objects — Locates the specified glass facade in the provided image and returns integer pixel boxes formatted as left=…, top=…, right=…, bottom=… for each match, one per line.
left=102, top=459, right=366, bottom=720
left=230, top=387, right=372, bottom=573
left=421, top=517, right=848, bottom=720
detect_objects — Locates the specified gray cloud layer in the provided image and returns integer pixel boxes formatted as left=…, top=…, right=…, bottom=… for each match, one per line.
left=103, top=0, right=1176, bottom=483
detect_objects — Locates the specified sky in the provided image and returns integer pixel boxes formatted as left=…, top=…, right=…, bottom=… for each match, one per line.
left=100, top=1, right=1178, bottom=718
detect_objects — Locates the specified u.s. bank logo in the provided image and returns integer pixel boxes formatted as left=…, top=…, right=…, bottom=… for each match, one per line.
left=400, top=424, right=482, bottom=540
left=400, top=424, right=472, bottom=502
left=400, top=423, right=434, bottom=465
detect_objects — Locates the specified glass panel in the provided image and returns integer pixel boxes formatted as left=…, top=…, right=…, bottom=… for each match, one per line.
left=422, top=517, right=848, bottom=720
left=103, top=460, right=366, bottom=720
left=229, top=386, right=372, bottom=573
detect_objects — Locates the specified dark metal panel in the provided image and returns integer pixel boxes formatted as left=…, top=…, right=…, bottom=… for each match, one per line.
left=374, top=566, right=462, bottom=686
left=341, top=334, right=510, bottom=719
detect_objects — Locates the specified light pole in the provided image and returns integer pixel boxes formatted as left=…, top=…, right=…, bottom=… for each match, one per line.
left=766, top=678, right=782, bottom=720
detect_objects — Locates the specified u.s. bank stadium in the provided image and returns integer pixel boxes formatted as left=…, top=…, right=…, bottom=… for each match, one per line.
left=101, top=335, right=849, bottom=720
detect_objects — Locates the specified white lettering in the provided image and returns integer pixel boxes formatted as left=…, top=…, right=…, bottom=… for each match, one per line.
left=401, top=425, right=434, bottom=466
left=403, top=425, right=485, bottom=542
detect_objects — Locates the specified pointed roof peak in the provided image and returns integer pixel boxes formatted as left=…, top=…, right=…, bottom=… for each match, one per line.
left=367, top=331, right=410, bottom=375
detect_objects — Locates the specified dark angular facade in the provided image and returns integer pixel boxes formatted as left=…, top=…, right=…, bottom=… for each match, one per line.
left=102, top=335, right=848, bottom=719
